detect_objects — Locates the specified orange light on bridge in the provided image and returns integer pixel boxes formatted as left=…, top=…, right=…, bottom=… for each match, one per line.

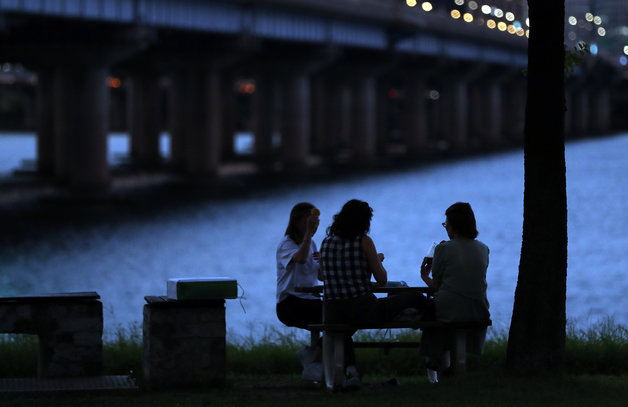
left=450, top=10, right=461, bottom=19
left=497, top=22, right=507, bottom=31
left=108, top=77, right=121, bottom=88
left=486, top=19, right=496, bottom=29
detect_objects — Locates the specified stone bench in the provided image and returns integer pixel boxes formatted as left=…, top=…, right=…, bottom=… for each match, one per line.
left=143, top=296, right=226, bottom=389
left=0, top=292, right=103, bottom=378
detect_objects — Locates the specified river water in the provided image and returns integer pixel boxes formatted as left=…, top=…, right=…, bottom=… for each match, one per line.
left=1, top=132, right=627, bottom=342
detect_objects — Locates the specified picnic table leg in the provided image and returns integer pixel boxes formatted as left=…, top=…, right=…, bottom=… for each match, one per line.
left=453, top=329, right=467, bottom=374
left=322, top=331, right=345, bottom=391
left=310, top=329, right=320, bottom=348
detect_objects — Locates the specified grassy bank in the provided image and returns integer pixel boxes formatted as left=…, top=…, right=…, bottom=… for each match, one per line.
left=1, top=320, right=627, bottom=406
left=1, top=319, right=627, bottom=380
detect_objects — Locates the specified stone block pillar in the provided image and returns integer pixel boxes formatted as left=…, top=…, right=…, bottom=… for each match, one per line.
left=143, top=298, right=226, bottom=388
left=36, top=69, right=55, bottom=175
left=442, top=79, right=468, bottom=150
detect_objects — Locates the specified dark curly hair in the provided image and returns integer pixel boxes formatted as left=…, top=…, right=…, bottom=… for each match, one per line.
left=327, top=199, right=373, bottom=239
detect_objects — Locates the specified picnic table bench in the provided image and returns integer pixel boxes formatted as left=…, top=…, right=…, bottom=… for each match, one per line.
left=0, top=292, right=103, bottom=378
left=297, top=285, right=491, bottom=390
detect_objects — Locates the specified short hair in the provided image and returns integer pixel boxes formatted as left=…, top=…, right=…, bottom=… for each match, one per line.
left=328, top=199, right=373, bottom=239
left=285, top=202, right=315, bottom=243
left=445, top=202, right=478, bottom=239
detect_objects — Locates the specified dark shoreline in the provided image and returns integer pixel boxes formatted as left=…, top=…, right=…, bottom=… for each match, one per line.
left=0, top=132, right=619, bottom=246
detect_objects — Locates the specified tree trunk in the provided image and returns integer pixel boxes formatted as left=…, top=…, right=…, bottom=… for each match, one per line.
left=506, top=1, right=567, bottom=372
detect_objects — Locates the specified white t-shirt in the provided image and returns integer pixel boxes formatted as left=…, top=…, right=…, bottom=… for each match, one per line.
left=276, top=235, right=320, bottom=303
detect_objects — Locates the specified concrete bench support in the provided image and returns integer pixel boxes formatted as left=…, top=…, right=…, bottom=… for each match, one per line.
left=143, top=296, right=226, bottom=389
left=0, top=292, right=103, bottom=378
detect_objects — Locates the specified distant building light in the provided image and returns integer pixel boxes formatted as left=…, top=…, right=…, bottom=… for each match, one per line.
left=468, top=1, right=478, bottom=11
left=108, top=77, right=121, bottom=88
left=620, top=56, right=627, bottom=66
left=451, top=10, right=461, bottom=19
left=585, top=13, right=594, bottom=22
left=505, top=12, right=515, bottom=22
left=507, top=25, right=516, bottom=34
left=624, top=45, right=628, bottom=56
left=421, top=2, right=433, bottom=12
left=494, top=8, right=504, bottom=18
left=526, top=30, right=530, bottom=38
left=406, top=0, right=417, bottom=7
left=497, top=21, right=507, bottom=31
left=593, top=16, right=602, bottom=25
left=516, top=29, right=525, bottom=37
left=487, top=19, right=496, bottom=29
left=590, top=44, right=598, bottom=55
left=568, top=16, right=577, bottom=26
left=429, top=90, right=440, bottom=100
left=481, top=5, right=491, bottom=15
left=454, top=0, right=465, bottom=6
left=463, top=13, right=474, bottom=23
left=525, top=17, right=530, bottom=27
left=597, top=27, right=606, bottom=37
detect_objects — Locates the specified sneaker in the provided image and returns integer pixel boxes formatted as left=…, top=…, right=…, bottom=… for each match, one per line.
left=426, top=369, right=439, bottom=384
left=302, top=362, right=323, bottom=382
left=342, top=366, right=361, bottom=390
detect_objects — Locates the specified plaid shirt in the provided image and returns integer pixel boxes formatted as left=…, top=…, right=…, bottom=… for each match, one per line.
left=320, top=234, right=371, bottom=300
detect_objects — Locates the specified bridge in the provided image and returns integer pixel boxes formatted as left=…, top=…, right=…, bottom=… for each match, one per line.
left=0, top=0, right=621, bottom=189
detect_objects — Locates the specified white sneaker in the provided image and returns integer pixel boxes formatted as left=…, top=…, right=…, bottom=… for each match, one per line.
left=427, top=369, right=439, bottom=384
left=302, top=362, right=323, bottom=382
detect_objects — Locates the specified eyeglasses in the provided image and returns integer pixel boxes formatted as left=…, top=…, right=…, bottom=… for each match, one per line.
left=442, top=221, right=448, bottom=229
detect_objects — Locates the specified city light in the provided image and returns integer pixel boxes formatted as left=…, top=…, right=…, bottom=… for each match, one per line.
left=107, top=77, right=121, bottom=88
left=421, top=2, right=433, bottom=12
left=454, top=0, right=465, bottom=5
left=494, top=8, right=503, bottom=18
left=568, top=16, right=577, bottom=26
left=486, top=19, right=496, bottom=29
left=406, top=0, right=417, bottom=7
left=597, top=27, right=606, bottom=37
left=497, top=21, right=507, bottom=31
left=624, top=45, right=628, bottom=56
left=464, top=13, right=474, bottom=23
left=585, top=13, right=594, bottom=22
left=468, top=1, right=478, bottom=11
left=481, top=5, right=491, bottom=15
left=451, top=10, right=461, bottom=19
left=505, top=12, right=515, bottom=22
left=593, top=16, right=602, bottom=25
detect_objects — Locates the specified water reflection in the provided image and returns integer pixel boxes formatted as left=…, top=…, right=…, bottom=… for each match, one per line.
left=1, top=133, right=627, bottom=341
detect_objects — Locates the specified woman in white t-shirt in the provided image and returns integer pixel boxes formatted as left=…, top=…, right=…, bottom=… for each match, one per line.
left=276, top=202, right=323, bottom=328
left=276, top=202, right=323, bottom=381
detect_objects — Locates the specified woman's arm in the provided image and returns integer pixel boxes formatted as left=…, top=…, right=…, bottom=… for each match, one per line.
left=361, top=235, right=387, bottom=285
left=290, top=214, right=318, bottom=264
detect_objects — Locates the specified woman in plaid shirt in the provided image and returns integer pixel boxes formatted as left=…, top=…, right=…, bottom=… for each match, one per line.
left=320, top=199, right=428, bottom=387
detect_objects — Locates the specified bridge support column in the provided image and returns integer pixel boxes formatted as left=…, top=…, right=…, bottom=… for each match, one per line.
left=253, top=74, right=279, bottom=173
left=442, top=79, right=468, bottom=150
left=404, top=76, right=428, bottom=156
left=571, top=91, right=589, bottom=136
left=281, top=73, right=310, bottom=170
left=36, top=69, right=55, bottom=175
left=311, top=75, right=332, bottom=159
left=128, top=71, right=162, bottom=168
left=478, top=83, right=502, bottom=145
left=52, top=64, right=110, bottom=189
left=591, top=89, right=611, bottom=133
left=167, top=70, right=186, bottom=171
left=183, top=65, right=222, bottom=177
left=351, top=75, right=377, bottom=163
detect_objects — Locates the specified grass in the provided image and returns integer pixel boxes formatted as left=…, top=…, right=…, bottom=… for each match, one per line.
left=1, top=319, right=627, bottom=406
